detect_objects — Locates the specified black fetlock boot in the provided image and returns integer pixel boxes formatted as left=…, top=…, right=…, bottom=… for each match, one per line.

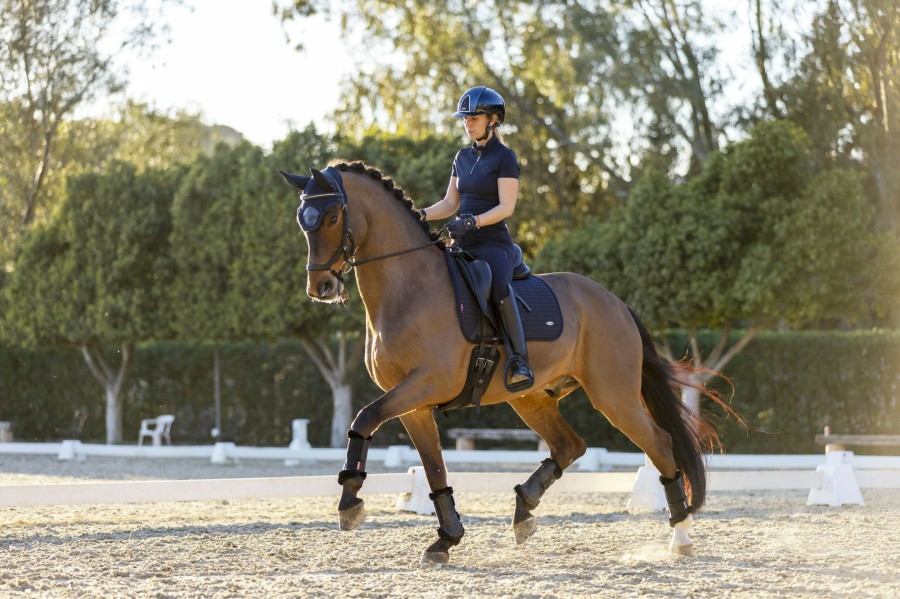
left=659, top=470, right=692, bottom=526
left=660, top=470, right=696, bottom=555
left=422, top=487, right=465, bottom=565
left=337, top=430, right=371, bottom=531
left=512, top=458, right=562, bottom=544
left=495, top=284, right=534, bottom=392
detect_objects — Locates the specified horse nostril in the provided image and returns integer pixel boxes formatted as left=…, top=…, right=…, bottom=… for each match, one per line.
left=317, top=279, right=334, bottom=297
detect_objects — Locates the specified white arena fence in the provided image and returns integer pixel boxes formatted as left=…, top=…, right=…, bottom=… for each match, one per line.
left=2, top=440, right=899, bottom=513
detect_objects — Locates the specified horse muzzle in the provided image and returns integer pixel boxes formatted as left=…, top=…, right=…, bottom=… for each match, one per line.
left=307, top=271, right=346, bottom=303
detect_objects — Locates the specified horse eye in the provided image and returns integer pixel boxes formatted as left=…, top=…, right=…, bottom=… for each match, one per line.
left=328, top=214, right=339, bottom=226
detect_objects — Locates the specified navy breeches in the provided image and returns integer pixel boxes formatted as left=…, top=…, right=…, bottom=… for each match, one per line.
left=461, top=241, right=514, bottom=301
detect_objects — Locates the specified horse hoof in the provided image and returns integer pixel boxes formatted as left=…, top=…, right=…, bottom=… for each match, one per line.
left=421, top=550, right=450, bottom=566
left=421, top=538, right=454, bottom=566
left=339, top=499, right=366, bottom=531
left=670, top=542, right=696, bottom=557
left=513, top=514, right=537, bottom=545
left=669, top=514, right=695, bottom=556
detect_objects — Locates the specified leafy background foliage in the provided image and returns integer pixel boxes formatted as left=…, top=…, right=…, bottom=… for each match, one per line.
left=2, top=0, right=898, bottom=447
left=1, top=331, right=897, bottom=454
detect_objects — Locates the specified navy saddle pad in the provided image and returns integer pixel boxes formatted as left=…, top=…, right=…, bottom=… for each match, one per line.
left=444, top=250, right=563, bottom=343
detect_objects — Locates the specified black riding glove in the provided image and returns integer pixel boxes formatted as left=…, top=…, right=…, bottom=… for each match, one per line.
left=447, top=213, right=478, bottom=239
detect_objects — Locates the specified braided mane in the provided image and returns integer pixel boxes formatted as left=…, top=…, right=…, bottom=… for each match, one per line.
left=331, top=161, right=440, bottom=241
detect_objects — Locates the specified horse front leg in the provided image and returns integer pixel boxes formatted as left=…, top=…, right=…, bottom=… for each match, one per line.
left=336, top=379, right=447, bottom=537
left=400, top=409, right=464, bottom=566
left=337, top=430, right=371, bottom=530
left=508, top=393, right=586, bottom=544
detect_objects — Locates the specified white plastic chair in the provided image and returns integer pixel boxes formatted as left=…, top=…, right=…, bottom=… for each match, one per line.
left=138, top=414, right=175, bottom=446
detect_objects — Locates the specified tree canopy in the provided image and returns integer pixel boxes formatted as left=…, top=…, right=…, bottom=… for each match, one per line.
left=2, top=161, right=181, bottom=442
left=0, top=0, right=178, bottom=266
left=279, top=0, right=899, bottom=258
left=536, top=120, right=878, bottom=389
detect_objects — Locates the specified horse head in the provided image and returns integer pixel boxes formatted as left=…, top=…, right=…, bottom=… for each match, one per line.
left=278, top=167, right=351, bottom=303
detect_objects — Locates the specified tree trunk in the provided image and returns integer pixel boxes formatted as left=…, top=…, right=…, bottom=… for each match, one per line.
left=681, top=382, right=701, bottom=415
left=331, top=382, right=353, bottom=448
left=22, top=126, right=56, bottom=227
left=301, top=332, right=366, bottom=448
left=105, top=384, right=123, bottom=445
left=751, top=0, right=784, bottom=118
left=213, top=348, right=222, bottom=439
left=80, top=342, right=133, bottom=445
left=679, top=325, right=761, bottom=415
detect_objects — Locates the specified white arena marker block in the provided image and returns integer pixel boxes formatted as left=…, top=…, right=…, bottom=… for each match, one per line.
left=284, top=419, right=314, bottom=466
left=807, top=450, right=864, bottom=507
left=395, top=466, right=436, bottom=516
left=210, top=442, right=238, bottom=465
left=57, top=440, right=85, bottom=462
left=626, top=455, right=667, bottom=511
left=576, top=448, right=608, bottom=471
left=383, top=445, right=405, bottom=468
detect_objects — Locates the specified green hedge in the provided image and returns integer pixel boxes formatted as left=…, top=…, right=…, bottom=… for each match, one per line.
left=1, top=330, right=897, bottom=453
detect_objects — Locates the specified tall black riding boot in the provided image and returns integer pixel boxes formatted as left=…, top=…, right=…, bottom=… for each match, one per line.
left=495, top=284, right=534, bottom=392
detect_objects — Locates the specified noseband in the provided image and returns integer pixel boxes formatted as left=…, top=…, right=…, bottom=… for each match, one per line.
left=297, top=172, right=446, bottom=282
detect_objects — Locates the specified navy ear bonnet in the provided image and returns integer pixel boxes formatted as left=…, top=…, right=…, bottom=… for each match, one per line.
left=279, top=166, right=348, bottom=232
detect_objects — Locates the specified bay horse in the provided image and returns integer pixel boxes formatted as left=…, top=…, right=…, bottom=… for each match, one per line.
left=279, top=161, right=729, bottom=564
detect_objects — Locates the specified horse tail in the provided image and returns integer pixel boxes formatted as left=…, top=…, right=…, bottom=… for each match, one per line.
left=628, top=308, right=734, bottom=510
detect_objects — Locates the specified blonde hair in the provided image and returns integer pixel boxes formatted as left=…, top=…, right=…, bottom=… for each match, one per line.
left=490, top=116, right=505, bottom=144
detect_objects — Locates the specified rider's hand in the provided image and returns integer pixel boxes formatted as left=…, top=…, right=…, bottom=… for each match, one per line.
left=447, top=213, right=478, bottom=239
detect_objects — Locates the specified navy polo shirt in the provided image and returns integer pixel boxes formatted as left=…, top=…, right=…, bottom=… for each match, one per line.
left=451, top=135, right=520, bottom=244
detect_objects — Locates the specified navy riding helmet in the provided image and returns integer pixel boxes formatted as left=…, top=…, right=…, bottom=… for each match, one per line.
left=452, top=86, right=506, bottom=123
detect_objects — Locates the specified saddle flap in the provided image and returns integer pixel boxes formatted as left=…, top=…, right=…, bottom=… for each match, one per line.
left=451, top=251, right=497, bottom=329
left=469, top=260, right=492, bottom=303
left=444, top=249, right=562, bottom=345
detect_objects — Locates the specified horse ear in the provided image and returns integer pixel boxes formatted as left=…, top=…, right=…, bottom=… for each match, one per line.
left=278, top=170, right=310, bottom=191
left=310, top=168, right=336, bottom=191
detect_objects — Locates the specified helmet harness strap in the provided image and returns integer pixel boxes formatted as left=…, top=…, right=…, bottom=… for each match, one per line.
left=476, top=115, right=496, bottom=142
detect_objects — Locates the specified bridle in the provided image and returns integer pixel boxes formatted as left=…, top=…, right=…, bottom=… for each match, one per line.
left=298, top=178, right=447, bottom=283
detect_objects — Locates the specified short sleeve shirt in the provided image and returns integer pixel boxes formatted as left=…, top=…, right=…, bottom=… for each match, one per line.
left=451, top=135, right=520, bottom=224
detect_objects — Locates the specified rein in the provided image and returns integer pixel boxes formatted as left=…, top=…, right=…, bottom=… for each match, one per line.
left=348, top=234, right=447, bottom=268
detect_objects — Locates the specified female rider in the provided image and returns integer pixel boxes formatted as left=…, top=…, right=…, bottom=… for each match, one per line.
left=418, top=85, right=533, bottom=392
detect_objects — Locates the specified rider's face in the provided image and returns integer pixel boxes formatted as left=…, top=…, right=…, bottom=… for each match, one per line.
left=462, top=114, right=493, bottom=141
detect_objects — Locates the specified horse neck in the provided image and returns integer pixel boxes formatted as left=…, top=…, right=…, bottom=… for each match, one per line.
left=345, top=178, right=444, bottom=315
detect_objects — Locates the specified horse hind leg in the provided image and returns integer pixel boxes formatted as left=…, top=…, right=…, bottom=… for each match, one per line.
left=513, top=458, right=561, bottom=544
left=661, top=471, right=696, bottom=556
left=508, top=389, right=586, bottom=544
left=577, top=367, right=696, bottom=554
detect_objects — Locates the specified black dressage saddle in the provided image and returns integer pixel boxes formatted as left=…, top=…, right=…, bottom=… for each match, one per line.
left=437, top=247, right=563, bottom=412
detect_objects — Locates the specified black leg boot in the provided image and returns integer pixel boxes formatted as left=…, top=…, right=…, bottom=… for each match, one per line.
left=337, top=430, right=371, bottom=531
left=512, top=458, right=562, bottom=544
left=660, top=471, right=696, bottom=555
left=659, top=470, right=692, bottom=526
left=422, top=487, right=465, bottom=565
left=494, top=284, right=534, bottom=392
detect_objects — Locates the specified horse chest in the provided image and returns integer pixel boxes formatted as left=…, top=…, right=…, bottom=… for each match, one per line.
left=365, top=330, right=408, bottom=388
